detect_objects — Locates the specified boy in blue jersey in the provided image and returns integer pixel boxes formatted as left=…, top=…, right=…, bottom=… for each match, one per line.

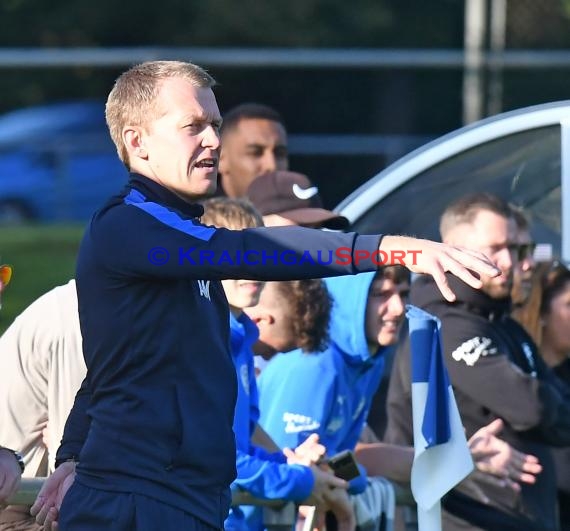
left=257, top=267, right=410, bottom=488
left=201, top=197, right=354, bottom=531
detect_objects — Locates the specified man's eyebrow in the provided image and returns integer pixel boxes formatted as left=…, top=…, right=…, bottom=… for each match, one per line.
left=244, top=142, right=266, bottom=148
left=181, top=113, right=222, bottom=124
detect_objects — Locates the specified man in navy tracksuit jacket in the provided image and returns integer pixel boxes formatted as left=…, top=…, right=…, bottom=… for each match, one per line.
left=31, top=61, right=499, bottom=531
left=53, top=172, right=381, bottom=529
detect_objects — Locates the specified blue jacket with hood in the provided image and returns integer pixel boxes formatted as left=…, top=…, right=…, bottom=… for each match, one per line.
left=226, top=312, right=313, bottom=531
left=258, top=272, right=389, bottom=493
left=56, top=174, right=382, bottom=529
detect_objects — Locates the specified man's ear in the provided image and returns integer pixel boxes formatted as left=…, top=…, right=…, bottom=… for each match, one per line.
left=248, top=312, right=275, bottom=327
left=123, top=126, right=148, bottom=161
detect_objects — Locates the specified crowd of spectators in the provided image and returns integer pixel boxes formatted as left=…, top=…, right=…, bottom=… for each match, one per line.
left=0, top=61, right=568, bottom=531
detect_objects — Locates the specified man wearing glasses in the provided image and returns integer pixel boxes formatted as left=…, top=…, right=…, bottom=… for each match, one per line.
left=385, top=193, right=570, bottom=531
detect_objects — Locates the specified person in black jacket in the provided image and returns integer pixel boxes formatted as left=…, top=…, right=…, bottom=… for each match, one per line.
left=385, top=192, right=570, bottom=531
left=29, top=61, right=499, bottom=531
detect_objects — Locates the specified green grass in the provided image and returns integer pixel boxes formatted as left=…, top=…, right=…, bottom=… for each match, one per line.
left=0, top=224, right=85, bottom=335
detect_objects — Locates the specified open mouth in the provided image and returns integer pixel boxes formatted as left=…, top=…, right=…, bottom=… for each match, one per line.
left=195, top=158, right=217, bottom=169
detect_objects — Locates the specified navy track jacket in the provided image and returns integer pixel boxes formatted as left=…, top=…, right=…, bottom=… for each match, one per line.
left=57, top=173, right=383, bottom=528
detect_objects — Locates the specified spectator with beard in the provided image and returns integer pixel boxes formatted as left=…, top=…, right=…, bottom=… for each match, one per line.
left=385, top=193, right=570, bottom=531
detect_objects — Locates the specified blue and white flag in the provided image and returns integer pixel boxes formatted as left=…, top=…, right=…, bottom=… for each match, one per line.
left=407, top=305, right=473, bottom=529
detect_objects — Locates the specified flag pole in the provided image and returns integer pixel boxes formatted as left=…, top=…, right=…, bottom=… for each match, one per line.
left=407, top=305, right=474, bottom=531
left=417, top=501, right=442, bottom=531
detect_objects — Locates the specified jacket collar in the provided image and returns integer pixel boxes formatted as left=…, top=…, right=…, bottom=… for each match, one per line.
left=128, top=173, right=204, bottom=218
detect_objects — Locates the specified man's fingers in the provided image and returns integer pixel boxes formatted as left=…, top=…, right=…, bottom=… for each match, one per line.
left=444, top=259, right=483, bottom=292
left=509, top=459, right=542, bottom=481
left=282, top=447, right=295, bottom=459
left=430, top=262, right=457, bottom=302
left=428, top=244, right=501, bottom=302
left=34, top=500, right=55, bottom=525
left=449, top=247, right=501, bottom=278
left=521, top=459, right=542, bottom=474
left=43, top=507, right=59, bottom=531
left=509, top=451, right=542, bottom=474
left=30, top=494, right=45, bottom=516
left=517, top=472, right=538, bottom=485
left=313, top=443, right=326, bottom=455
left=481, top=418, right=504, bottom=436
left=521, top=454, right=541, bottom=465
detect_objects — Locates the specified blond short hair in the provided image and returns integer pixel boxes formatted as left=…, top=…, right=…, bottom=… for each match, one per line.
left=105, top=60, right=216, bottom=167
left=201, top=197, right=264, bottom=230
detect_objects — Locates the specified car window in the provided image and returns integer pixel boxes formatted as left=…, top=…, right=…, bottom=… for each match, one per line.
left=351, top=125, right=561, bottom=255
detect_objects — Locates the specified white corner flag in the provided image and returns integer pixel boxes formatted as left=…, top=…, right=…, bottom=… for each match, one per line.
left=406, top=305, right=474, bottom=531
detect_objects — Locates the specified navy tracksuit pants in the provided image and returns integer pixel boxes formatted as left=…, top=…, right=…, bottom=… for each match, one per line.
left=59, top=481, right=220, bottom=531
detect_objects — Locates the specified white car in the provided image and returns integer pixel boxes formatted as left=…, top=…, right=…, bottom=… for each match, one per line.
left=336, top=100, right=570, bottom=262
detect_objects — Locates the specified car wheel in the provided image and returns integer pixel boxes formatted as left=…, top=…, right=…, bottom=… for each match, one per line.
left=0, top=201, right=33, bottom=224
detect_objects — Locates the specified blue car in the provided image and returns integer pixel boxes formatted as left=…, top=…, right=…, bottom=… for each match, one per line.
left=0, top=100, right=129, bottom=223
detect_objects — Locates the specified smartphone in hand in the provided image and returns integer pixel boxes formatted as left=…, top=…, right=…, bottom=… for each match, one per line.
left=326, top=450, right=361, bottom=481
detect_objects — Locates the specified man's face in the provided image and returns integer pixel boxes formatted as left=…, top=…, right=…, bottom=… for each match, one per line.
left=222, top=279, right=264, bottom=316
left=219, top=118, right=288, bottom=197
left=512, top=228, right=536, bottom=305
left=447, top=210, right=517, bottom=299
left=364, top=276, right=409, bottom=349
left=129, top=78, right=222, bottom=200
left=542, top=281, right=570, bottom=355
left=244, top=282, right=296, bottom=358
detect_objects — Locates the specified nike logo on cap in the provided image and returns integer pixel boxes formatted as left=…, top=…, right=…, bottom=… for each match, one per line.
left=292, top=183, right=319, bottom=200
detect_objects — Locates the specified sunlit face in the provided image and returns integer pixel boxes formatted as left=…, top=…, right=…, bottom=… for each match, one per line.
left=244, top=282, right=296, bottom=358
left=446, top=210, right=517, bottom=299
left=219, top=118, right=288, bottom=197
left=364, top=277, right=409, bottom=349
left=126, top=78, right=222, bottom=200
left=222, top=279, right=265, bottom=316
left=512, top=228, right=536, bottom=304
left=542, top=281, right=570, bottom=357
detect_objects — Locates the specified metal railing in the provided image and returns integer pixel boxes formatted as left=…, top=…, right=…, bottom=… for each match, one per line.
left=1, top=47, right=570, bottom=69
left=8, top=478, right=414, bottom=531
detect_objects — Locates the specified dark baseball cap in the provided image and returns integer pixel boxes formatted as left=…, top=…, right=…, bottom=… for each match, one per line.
left=246, top=171, right=349, bottom=230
